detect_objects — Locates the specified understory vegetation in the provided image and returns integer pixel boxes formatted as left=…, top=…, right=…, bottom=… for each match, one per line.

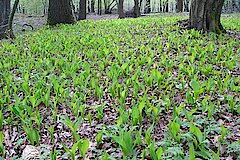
left=0, top=14, right=239, bottom=159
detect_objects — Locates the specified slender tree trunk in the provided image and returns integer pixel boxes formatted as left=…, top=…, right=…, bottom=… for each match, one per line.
left=105, top=0, right=115, bottom=13
left=79, top=0, right=87, bottom=20
left=104, top=0, right=107, bottom=12
left=70, top=0, right=77, bottom=20
left=47, top=0, right=75, bottom=25
left=110, top=3, right=117, bottom=12
left=91, top=0, right=95, bottom=12
left=22, top=6, right=25, bottom=14
left=152, top=0, right=156, bottom=12
left=100, top=0, right=102, bottom=14
left=7, top=0, right=19, bottom=39
left=0, top=0, right=10, bottom=39
left=159, top=0, right=162, bottom=12
left=42, top=0, right=47, bottom=15
left=144, top=0, right=151, bottom=13
left=189, top=0, right=225, bottom=33
left=88, top=0, right=91, bottom=12
left=134, top=0, right=140, bottom=17
left=176, top=0, right=183, bottom=12
left=238, top=0, right=240, bottom=12
left=118, top=0, right=124, bottom=18
left=98, top=0, right=102, bottom=15
left=0, top=0, right=19, bottom=40
left=165, top=0, right=169, bottom=12
left=184, top=0, right=190, bottom=12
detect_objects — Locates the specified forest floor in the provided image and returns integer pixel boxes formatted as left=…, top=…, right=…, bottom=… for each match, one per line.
left=13, top=14, right=119, bottom=35
left=13, top=13, right=240, bottom=36
left=1, top=13, right=240, bottom=160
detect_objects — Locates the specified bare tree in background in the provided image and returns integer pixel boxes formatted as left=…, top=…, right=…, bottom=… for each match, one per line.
left=118, top=0, right=124, bottom=18
left=176, top=0, right=183, bottom=12
left=79, top=0, right=86, bottom=20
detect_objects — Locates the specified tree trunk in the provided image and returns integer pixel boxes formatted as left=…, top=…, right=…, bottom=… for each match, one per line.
left=176, top=0, right=183, bottom=12
left=47, top=0, right=75, bottom=25
left=91, top=0, right=95, bottom=12
left=105, top=0, right=115, bottom=14
left=165, top=0, right=169, bottom=12
left=7, top=0, right=19, bottom=39
left=104, top=0, right=107, bottom=12
left=118, top=0, right=124, bottom=18
left=88, top=0, right=91, bottom=12
left=144, top=0, right=151, bottom=13
left=22, top=6, right=25, bottom=14
left=238, top=0, right=240, bottom=12
left=0, top=0, right=10, bottom=39
left=189, top=0, right=225, bottom=33
left=134, top=0, right=140, bottom=17
left=79, top=0, right=86, bottom=20
left=98, top=0, right=102, bottom=15
left=159, top=0, right=163, bottom=12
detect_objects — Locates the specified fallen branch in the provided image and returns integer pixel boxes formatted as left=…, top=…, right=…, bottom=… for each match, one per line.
left=22, top=24, right=34, bottom=31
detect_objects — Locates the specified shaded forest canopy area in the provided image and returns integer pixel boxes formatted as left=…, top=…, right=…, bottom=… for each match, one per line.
left=0, top=0, right=240, bottom=160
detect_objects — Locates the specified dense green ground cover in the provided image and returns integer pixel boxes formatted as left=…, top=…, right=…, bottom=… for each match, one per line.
left=0, top=15, right=239, bottom=159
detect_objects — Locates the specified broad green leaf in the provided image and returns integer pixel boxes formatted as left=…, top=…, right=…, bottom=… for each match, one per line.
left=189, top=143, right=196, bottom=160
left=190, top=123, right=203, bottom=143
left=156, top=147, right=163, bottom=160
left=79, top=139, right=90, bottom=158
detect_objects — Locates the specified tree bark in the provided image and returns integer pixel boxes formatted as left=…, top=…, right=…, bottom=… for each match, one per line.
left=189, top=0, right=225, bottom=33
left=134, top=0, right=140, bottom=17
left=47, top=0, right=75, bottom=25
left=0, top=0, right=10, bottom=39
left=118, top=0, right=124, bottom=18
left=176, top=0, right=183, bottom=12
left=79, top=0, right=86, bottom=20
